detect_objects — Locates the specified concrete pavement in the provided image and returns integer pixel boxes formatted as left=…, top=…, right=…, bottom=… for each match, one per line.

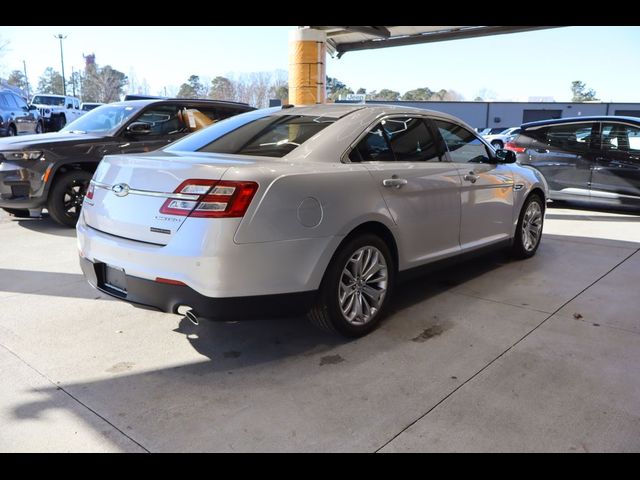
left=0, top=205, right=638, bottom=452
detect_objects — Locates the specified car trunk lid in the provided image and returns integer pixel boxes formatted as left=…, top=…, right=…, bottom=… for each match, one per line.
left=82, top=152, right=241, bottom=244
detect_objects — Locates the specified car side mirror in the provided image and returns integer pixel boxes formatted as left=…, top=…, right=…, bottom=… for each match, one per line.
left=495, top=148, right=516, bottom=164
left=126, top=121, right=152, bottom=136
left=28, top=104, right=37, bottom=111
left=67, top=104, right=73, bottom=109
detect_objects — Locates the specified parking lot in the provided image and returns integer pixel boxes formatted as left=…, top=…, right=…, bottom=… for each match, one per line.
left=1, top=204, right=639, bottom=452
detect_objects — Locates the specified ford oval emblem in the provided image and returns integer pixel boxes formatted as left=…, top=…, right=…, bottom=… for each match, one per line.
left=112, top=183, right=130, bottom=197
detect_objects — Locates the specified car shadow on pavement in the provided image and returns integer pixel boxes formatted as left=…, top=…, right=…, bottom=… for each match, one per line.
left=8, top=235, right=640, bottom=452
left=15, top=214, right=77, bottom=238
left=0, top=268, right=108, bottom=300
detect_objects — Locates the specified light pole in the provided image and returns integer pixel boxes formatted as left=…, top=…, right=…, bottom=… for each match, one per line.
left=54, top=34, right=67, bottom=96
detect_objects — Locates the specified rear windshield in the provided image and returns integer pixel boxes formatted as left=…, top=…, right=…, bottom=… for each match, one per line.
left=166, top=112, right=337, bottom=158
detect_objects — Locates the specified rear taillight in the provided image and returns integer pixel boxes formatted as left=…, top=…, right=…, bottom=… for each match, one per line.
left=159, top=179, right=258, bottom=218
left=86, top=182, right=95, bottom=200
left=505, top=141, right=526, bottom=153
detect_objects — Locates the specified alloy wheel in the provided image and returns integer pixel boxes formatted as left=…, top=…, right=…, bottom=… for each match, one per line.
left=521, top=201, right=543, bottom=252
left=338, top=246, right=388, bottom=325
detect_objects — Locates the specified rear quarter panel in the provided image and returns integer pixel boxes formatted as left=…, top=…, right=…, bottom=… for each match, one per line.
left=229, top=162, right=395, bottom=244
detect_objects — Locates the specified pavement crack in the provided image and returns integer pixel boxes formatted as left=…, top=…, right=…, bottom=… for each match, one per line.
left=374, top=246, right=640, bottom=453
left=0, top=342, right=151, bottom=453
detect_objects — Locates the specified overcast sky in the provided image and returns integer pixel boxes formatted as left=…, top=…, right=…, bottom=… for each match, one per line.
left=1, top=26, right=639, bottom=102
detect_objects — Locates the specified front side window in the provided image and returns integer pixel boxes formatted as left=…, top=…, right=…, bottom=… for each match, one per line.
left=435, top=120, right=491, bottom=163
left=137, top=105, right=184, bottom=136
left=4, top=94, right=19, bottom=109
left=0, top=94, right=8, bottom=109
left=350, top=117, right=440, bottom=162
left=601, top=123, right=640, bottom=153
left=12, top=95, right=28, bottom=110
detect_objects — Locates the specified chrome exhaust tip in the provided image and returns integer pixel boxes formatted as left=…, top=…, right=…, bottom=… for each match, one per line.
left=185, top=309, right=199, bottom=326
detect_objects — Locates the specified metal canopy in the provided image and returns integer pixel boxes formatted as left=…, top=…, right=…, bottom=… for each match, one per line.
left=310, top=26, right=566, bottom=58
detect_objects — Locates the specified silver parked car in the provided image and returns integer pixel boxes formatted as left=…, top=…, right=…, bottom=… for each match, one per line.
left=78, top=104, right=549, bottom=337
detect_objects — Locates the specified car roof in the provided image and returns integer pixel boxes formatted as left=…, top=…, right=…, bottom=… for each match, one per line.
left=273, top=103, right=469, bottom=125
left=111, top=98, right=255, bottom=110
left=33, top=94, right=68, bottom=98
left=522, top=115, right=640, bottom=129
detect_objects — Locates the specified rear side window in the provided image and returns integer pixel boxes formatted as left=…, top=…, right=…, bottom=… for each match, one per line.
left=435, top=120, right=491, bottom=163
left=350, top=124, right=395, bottom=162
left=0, top=94, right=8, bottom=109
left=176, top=106, right=243, bottom=133
left=537, top=123, right=595, bottom=151
left=601, top=123, right=640, bottom=153
left=349, top=117, right=440, bottom=162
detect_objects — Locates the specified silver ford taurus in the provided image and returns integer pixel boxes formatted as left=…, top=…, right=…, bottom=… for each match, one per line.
left=77, top=104, right=548, bottom=337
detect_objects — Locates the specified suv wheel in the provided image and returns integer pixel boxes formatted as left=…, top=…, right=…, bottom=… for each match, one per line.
left=7, top=125, right=16, bottom=136
left=308, top=233, right=395, bottom=337
left=47, top=170, right=93, bottom=227
left=54, top=114, right=66, bottom=131
left=35, top=121, right=43, bottom=134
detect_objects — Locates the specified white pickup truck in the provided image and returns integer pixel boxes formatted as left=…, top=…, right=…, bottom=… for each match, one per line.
left=30, top=94, right=84, bottom=132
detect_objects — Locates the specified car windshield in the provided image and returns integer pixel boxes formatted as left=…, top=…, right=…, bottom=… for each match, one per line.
left=166, top=110, right=337, bottom=158
left=32, top=95, right=65, bottom=106
left=60, top=104, right=139, bottom=134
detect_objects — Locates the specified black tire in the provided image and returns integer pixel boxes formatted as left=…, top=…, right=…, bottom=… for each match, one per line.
left=308, top=233, right=395, bottom=338
left=35, top=121, right=43, bottom=134
left=512, top=194, right=545, bottom=259
left=491, top=140, right=503, bottom=150
left=47, top=170, right=93, bottom=227
left=54, top=114, right=66, bottom=131
left=7, top=125, right=16, bottom=136
left=1, top=208, right=30, bottom=218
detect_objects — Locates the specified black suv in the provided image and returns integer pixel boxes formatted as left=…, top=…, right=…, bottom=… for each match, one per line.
left=1, top=89, right=43, bottom=136
left=507, top=116, right=640, bottom=209
left=0, top=98, right=254, bottom=226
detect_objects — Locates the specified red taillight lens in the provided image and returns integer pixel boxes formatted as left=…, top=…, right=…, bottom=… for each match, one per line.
left=159, top=180, right=258, bottom=218
left=86, top=182, right=95, bottom=200
left=505, top=141, right=526, bottom=153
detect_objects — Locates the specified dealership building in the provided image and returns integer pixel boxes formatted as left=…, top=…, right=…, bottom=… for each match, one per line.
left=336, top=100, right=640, bottom=130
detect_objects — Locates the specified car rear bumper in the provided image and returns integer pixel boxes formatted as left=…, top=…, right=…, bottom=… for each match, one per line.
left=79, top=255, right=316, bottom=320
left=77, top=212, right=342, bottom=297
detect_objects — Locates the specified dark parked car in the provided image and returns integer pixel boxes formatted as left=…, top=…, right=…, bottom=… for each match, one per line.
left=0, top=98, right=254, bottom=226
left=506, top=116, right=640, bottom=208
left=0, top=89, right=43, bottom=136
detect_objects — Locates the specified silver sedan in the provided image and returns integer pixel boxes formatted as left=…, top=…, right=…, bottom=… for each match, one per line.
left=77, top=104, right=548, bottom=337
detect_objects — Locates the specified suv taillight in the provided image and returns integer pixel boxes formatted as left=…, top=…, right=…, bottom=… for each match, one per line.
left=160, top=179, right=258, bottom=218
left=505, top=141, right=526, bottom=153
left=86, top=182, right=95, bottom=200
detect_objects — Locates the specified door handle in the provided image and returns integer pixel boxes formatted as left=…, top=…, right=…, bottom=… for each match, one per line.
left=463, top=173, right=478, bottom=183
left=382, top=178, right=408, bottom=189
